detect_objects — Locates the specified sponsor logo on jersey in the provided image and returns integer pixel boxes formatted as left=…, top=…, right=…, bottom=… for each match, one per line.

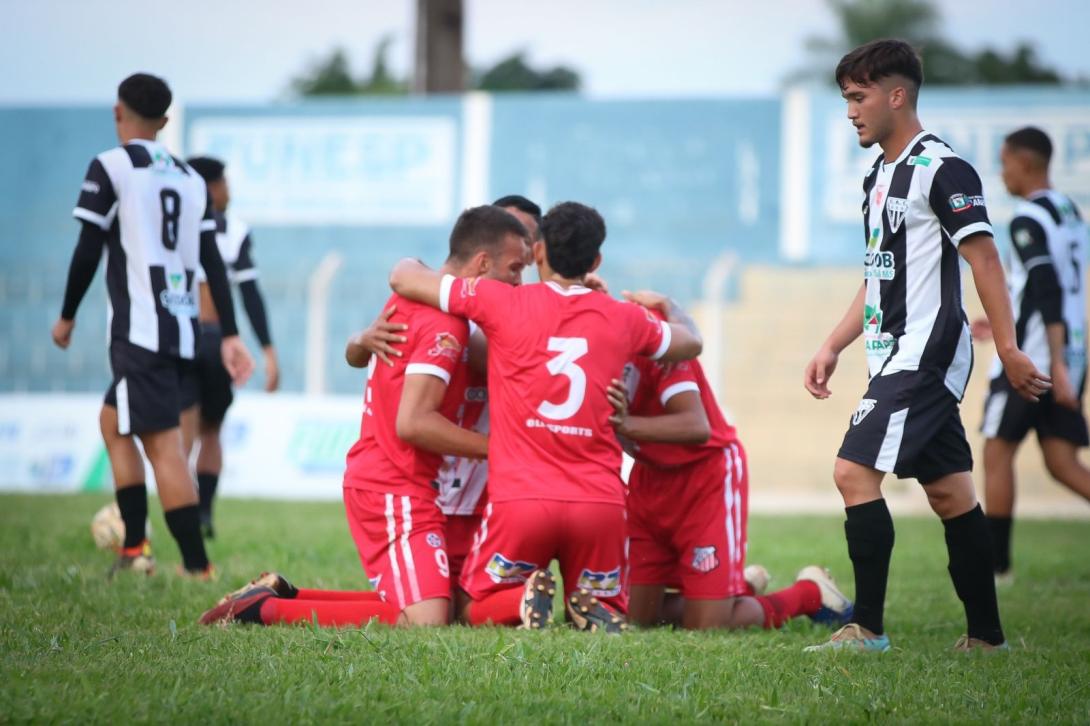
left=691, top=546, right=720, bottom=573
left=907, top=155, right=931, bottom=167
left=428, top=332, right=463, bottom=360
left=864, top=236, right=895, bottom=280
left=863, top=305, right=894, bottom=355
left=948, top=194, right=986, bottom=214
left=525, top=417, right=593, bottom=437
left=426, top=532, right=442, bottom=548
left=577, top=568, right=622, bottom=597
left=81, top=180, right=101, bottom=194
left=466, top=386, right=487, bottom=402
left=852, top=398, right=878, bottom=426
left=485, top=553, right=537, bottom=584
left=863, top=305, right=883, bottom=333
left=886, top=197, right=908, bottom=233
left=461, top=276, right=481, bottom=298
left=1014, top=228, right=1033, bottom=248
left=875, top=186, right=886, bottom=207
left=368, top=574, right=383, bottom=598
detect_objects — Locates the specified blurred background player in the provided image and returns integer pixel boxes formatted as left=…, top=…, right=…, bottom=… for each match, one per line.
left=389, top=201, right=704, bottom=632
left=607, top=303, right=853, bottom=632
left=974, top=127, right=1090, bottom=583
left=186, top=155, right=281, bottom=539
left=200, top=206, right=528, bottom=627
left=52, top=73, right=252, bottom=577
left=803, top=40, right=1048, bottom=653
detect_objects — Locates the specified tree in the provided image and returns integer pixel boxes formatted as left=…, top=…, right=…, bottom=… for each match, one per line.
left=474, top=52, right=581, bottom=92
left=291, top=38, right=408, bottom=97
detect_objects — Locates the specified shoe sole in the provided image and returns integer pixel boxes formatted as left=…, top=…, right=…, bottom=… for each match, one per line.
left=566, top=588, right=628, bottom=634
left=215, top=572, right=295, bottom=607
left=520, top=570, right=556, bottom=630
left=199, top=586, right=274, bottom=626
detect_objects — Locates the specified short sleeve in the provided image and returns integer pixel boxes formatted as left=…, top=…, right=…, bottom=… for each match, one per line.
left=73, top=158, right=118, bottom=230
left=441, top=275, right=512, bottom=336
left=230, top=235, right=259, bottom=283
left=655, top=360, right=701, bottom=407
left=928, top=157, right=992, bottom=245
left=199, top=189, right=217, bottom=233
left=1009, top=216, right=1052, bottom=269
left=623, top=302, right=670, bottom=360
left=403, top=311, right=469, bottom=385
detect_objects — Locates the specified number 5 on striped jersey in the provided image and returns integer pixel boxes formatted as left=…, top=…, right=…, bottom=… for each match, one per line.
left=537, top=337, right=588, bottom=421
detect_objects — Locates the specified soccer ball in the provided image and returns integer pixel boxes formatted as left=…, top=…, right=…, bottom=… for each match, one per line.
left=90, top=503, right=151, bottom=550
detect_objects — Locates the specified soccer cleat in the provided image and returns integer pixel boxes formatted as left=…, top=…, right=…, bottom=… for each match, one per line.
left=953, top=635, right=1010, bottom=653
left=108, top=540, right=156, bottom=578
left=994, top=570, right=1015, bottom=587
left=797, top=565, right=854, bottom=627
left=214, top=572, right=298, bottom=608
left=518, top=569, right=556, bottom=630
left=744, top=564, right=770, bottom=595
left=804, top=623, right=891, bottom=653
left=565, top=588, right=628, bottom=634
left=199, top=585, right=276, bottom=626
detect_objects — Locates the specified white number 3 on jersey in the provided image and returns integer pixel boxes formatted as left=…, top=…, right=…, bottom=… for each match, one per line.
left=537, top=337, right=588, bottom=421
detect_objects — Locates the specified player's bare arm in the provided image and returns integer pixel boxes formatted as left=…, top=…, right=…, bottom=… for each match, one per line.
left=621, top=290, right=703, bottom=361
left=959, top=232, right=1051, bottom=401
left=607, top=378, right=710, bottom=444
left=804, top=282, right=865, bottom=399
left=389, top=258, right=444, bottom=309
left=397, top=374, right=489, bottom=459
left=1045, top=321, right=1077, bottom=409
left=346, top=305, right=409, bottom=368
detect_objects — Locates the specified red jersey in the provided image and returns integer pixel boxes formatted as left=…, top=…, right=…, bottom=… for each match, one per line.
left=622, top=354, right=738, bottom=469
left=440, top=276, right=670, bottom=506
left=343, top=293, right=470, bottom=499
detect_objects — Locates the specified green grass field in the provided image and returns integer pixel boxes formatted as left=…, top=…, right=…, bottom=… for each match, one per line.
left=2, top=493, right=1089, bottom=723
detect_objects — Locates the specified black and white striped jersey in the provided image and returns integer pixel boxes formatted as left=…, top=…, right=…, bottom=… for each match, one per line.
left=73, top=139, right=214, bottom=359
left=195, top=212, right=258, bottom=284
left=989, top=189, right=1088, bottom=383
left=861, top=130, right=992, bottom=400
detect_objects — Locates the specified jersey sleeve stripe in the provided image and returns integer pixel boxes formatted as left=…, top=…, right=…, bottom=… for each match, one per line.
left=659, top=381, right=700, bottom=406
left=73, top=205, right=113, bottom=230
left=200, top=219, right=218, bottom=232
left=405, top=362, right=452, bottom=384
left=1022, top=256, right=1053, bottom=271
left=649, top=321, right=672, bottom=360
left=949, top=221, right=992, bottom=246
left=438, top=274, right=455, bottom=313
left=230, top=269, right=259, bottom=283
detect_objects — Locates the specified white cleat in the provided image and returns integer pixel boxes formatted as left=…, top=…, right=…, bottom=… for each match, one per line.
left=797, top=565, right=854, bottom=627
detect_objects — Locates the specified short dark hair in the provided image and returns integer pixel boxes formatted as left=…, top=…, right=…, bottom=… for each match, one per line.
left=186, top=156, right=225, bottom=184
left=493, top=195, right=542, bottom=239
left=835, top=39, right=923, bottom=103
left=448, top=205, right=528, bottom=263
left=118, top=73, right=172, bottom=119
left=539, top=202, right=606, bottom=279
left=1005, top=126, right=1052, bottom=164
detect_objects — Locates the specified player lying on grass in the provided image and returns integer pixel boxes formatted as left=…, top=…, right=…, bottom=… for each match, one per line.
left=388, top=201, right=703, bottom=632
left=595, top=290, right=853, bottom=631
left=199, top=206, right=530, bottom=627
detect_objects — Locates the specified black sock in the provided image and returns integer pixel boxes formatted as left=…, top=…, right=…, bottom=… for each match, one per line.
left=164, top=505, right=210, bottom=572
left=116, top=484, right=148, bottom=549
left=945, top=505, right=1005, bottom=645
left=197, top=472, right=219, bottom=521
left=844, top=498, right=895, bottom=636
left=986, top=515, right=1012, bottom=574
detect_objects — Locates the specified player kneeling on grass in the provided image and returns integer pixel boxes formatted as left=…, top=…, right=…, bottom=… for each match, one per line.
left=199, top=206, right=530, bottom=627
left=388, top=202, right=703, bottom=632
left=604, top=300, right=852, bottom=631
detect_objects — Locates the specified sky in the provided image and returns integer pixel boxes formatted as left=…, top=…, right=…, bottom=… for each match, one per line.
left=2, top=0, right=1089, bottom=103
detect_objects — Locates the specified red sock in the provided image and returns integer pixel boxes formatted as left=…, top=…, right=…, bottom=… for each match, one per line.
left=259, top=597, right=399, bottom=626
left=294, top=588, right=383, bottom=602
left=466, top=587, right=523, bottom=626
left=755, top=580, right=822, bottom=629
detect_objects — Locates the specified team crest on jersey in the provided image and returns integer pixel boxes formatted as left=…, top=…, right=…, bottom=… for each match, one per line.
left=1014, top=228, right=1032, bottom=248
left=426, top=533, right=442, bottom=548
left=427, top=332, right=463, bottom=361
left=485, top=553, right=538, bottom=583
left=907, top=155, right=931, bottom=167
left=885, top=197, right=908, bottom=233
left=691, top=546, right=720, bottom=573
left=577, top=567, right=622, bottom=597
left=852, top=398, right=878, bottom=426
left=461, top=276, right=481, bottom=298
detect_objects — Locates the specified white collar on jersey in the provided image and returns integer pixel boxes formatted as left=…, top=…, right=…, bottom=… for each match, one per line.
left=882, top=129, right=930, bottom=170
left=545, top=281, right=593, bottom=296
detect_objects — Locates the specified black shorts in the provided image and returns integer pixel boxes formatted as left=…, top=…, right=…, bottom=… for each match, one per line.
left=838, top=370, right=973, bottom=485
left=981, top=373, right=1089, bottom=447
left=194, top=323, right=234, bottom=425
left=104, top=339, right=196, bottom=436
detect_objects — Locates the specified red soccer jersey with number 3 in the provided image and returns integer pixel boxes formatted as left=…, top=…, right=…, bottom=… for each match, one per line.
left=440, top=276, right=670, bottom=506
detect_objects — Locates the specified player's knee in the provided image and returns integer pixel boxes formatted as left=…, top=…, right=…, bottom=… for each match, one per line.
left=401, top=598, right=451, bottom=627
left=833, top=458, right=874, bottom=500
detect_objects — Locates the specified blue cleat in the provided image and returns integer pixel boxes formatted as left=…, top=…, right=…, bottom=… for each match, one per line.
left=804, top=623, right=892, bottom=653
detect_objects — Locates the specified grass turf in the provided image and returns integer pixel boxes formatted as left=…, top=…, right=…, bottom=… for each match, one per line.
left=2, top=493, right=1089, bottom=723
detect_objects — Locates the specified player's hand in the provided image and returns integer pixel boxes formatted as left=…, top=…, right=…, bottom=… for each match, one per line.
left=970, top=317, right=993, bottom=342
left=51, top=318, right=75, bottom=349
left=1051, top=361, right=1077, bottom=410
left=360, top=305, right=409, bottom=367
left=804, top=346, right=839, bottom=399
left=263, top=347, right=280, bottom=393
left=1000, top=349, right=1051, bottom=402
left=221, top=335, right=255, bottom=387
left=621, top=289, right=670, bottom=312
left=584, top=273, right=611, bottom=295
left=606, top=378, right=629, bottom=428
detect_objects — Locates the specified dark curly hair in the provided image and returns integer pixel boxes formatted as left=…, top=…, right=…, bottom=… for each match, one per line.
left=539, top=202, right=606, bottom=279
left=118, top=73, right=172, bottom=119
left=835, top=39, right=923, bottom=105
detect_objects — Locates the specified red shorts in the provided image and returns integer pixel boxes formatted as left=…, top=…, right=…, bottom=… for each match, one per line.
left=343, top=487, right=451, bottom=610
left=627, top=443, right=749, bottom=600
left=445, top=513, right=481, bottom=585
left=459, top=499, right=628, bottom=613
